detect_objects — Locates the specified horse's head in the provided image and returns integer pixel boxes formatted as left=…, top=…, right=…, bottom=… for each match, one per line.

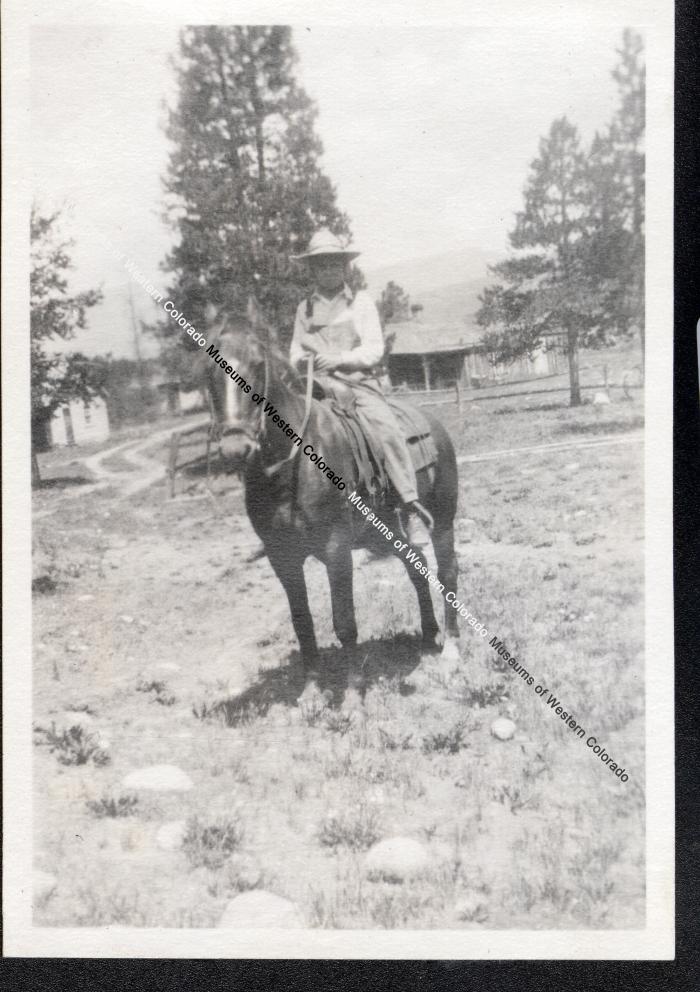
left=204, top=298, right=280, bottom=465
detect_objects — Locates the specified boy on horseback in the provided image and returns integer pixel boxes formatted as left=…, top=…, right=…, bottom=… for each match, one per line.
left=290, top=228, right=432, bottom=547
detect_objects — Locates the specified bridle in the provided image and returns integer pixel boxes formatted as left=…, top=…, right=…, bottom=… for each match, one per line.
left=213, top=325, right=314, bottom=479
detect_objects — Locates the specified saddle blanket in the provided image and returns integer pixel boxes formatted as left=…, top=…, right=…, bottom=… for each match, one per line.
left=323, top=390, right=437, bottom=498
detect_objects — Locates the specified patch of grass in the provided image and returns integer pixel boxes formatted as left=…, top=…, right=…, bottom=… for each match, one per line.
left=323, top=711, right=355, bottom=735
left=451, top=680, right=507, bottom=709
left=318, top=804, right=381, bottom=853
left=86, top=794, right=139, bottom=818
left=136, top=679, right=177, bottom=706
left=421, top=719, right=471, bottom=754
left=182, top=814, right=245, bottom=870
left=377, top=727, right=414, bottom=751
left=33, top=722, right=110, bottom=766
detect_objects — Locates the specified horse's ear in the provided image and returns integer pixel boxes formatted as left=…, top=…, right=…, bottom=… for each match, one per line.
left=246, top=296, right=279, bottom=347
left=246, top=296, right=264, bottom=330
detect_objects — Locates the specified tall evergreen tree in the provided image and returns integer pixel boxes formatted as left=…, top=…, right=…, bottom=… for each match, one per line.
left=377, top=281, right=411, bottom=325
left=477, top=118, right=594, bottom=406
left=577, top=30, right=645, bottom=369
left=159, top=26, right=358, bottom=366
left=609, top=28, right=645, bottom=370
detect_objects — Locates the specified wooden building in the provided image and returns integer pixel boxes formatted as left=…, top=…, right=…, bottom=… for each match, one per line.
left=386, top=319, right=566, bottom=391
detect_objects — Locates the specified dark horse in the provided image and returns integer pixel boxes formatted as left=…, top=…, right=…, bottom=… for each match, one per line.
left=205, top=302, right=460, bottom=703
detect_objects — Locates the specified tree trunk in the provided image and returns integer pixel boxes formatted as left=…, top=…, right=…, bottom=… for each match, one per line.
left=567, top=327, right=582, bottom=406
left=31, top=450, right=41, bottom=486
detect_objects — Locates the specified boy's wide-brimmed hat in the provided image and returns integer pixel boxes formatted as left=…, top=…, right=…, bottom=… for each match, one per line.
left=291, top=228, right=360, bottom=262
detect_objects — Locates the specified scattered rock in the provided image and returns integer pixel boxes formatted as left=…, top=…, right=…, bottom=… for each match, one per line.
left=119, top=614, right=135, bottom=624
left=218, top=891, right=303, bottom=928
left=365, top=837, right=430, bottom=882
left=564, top=462, right=581, bottom=471
left=454, top=893, right=489, bottom=922
left=122, top=764, right=193, bottom=792
left=490, top=717, right=516, bottom=741
left=33, top=870, right=57, bottom=903
left=155, top=820, right=187, bottom=851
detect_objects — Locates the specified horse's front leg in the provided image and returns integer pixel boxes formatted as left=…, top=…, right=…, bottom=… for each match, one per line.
left=266, top=545, right=319, bottom=691
left=322, top=530, right=362, bottom=705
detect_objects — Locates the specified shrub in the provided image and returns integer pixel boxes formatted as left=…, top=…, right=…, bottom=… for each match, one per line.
left=33, top=723, right=110, bottom=766
left=421, top=720, right=471, bottom=754
left=182, top=814, right=245, bottom=870
left=86, top=794, right=139, bottom=818
left=318, top=805, right=380, bottom=852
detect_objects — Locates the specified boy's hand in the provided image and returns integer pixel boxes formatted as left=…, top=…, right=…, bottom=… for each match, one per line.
left=313, top=352, right=340, bottom=373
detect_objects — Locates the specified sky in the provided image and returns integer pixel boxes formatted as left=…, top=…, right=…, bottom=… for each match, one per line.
left=31, top=20, right=629, bottom=357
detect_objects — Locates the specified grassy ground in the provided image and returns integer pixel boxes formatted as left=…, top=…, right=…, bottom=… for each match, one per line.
left=32, top=356, right=645, bottom=930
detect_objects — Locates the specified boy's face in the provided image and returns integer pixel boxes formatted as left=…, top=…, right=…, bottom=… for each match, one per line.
left=310, top=256, right=347, bottom=295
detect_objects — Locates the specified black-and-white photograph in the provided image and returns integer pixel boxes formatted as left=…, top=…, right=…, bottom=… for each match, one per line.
left=3, top=0, right=674, bottom=959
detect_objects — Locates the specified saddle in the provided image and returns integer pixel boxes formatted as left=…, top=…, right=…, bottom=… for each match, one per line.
left=309, top=375, right=437, bottom=500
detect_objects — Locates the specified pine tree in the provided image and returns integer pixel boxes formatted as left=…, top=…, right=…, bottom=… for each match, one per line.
left=159, top=26, right=357, bottom=365
left=575, top=30, right=645, bottom=371
left=477, top=118, right=594, bottom=406
left=609, top=29, right=645, bottom=372
left=377, top=281, right=411, bottom=325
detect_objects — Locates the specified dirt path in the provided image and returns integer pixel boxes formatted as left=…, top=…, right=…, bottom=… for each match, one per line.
left=33, top=420, right=209, bottom=518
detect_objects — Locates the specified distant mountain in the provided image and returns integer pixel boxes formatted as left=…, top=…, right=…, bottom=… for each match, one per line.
left=365, top=246, right=503, bottom=342
left=365, top=246, right=501, bottom=299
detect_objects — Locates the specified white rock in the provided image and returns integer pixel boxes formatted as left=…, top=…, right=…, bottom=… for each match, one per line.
left=77, top=594, right=95, bottom=602
left=119, top=614, right=135, bottom=624
left=455, top=893, right=489, bottom=922
left=218, top=891, right=303, bottom=928
left=490, top=717, right=516, bottom=741
left=365, top=837, right=430, bottom=882
left=34, top=870, right=57, bottom=903
left=155, top=820, right=187, bottom=851
left=593, top=391, right=611, bottom=406
left=122, top=764, right=193, bottom=792
left=564, top=462, right=581, bottom=471
left=156, top=662, right=181, bottom=673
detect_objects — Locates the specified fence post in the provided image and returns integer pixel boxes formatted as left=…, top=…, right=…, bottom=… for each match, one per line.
left=168, top=431, right=180, bottom=498
left=455, top=380, right=463, bottom=414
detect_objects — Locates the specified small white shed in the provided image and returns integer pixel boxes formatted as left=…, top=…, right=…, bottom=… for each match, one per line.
left=50, top=397, right=110, bottom=446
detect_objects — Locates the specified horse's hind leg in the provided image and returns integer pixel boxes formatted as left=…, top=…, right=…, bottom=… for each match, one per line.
left=433, top=523, right=460, bottom=661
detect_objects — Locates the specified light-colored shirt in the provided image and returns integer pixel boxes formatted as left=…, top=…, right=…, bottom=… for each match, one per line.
left=289, top=286, right=384, bottom=373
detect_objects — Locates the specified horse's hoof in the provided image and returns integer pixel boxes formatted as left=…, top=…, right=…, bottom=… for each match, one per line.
left=341, top=687, right=364, bottom=715
left=441, top=638, right=461, bottom=664
left=297, top=679, right=329, bottom=716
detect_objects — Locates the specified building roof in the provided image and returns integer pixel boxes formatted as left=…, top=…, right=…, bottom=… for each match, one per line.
left=387, top=319, right=478, bottom=356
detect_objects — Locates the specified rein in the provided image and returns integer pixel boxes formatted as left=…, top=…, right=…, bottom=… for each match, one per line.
left=260, top=352, right=314, bottom=478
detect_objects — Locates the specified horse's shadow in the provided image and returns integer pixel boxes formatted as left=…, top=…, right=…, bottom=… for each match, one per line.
left=204, top=634, right=427, bottom=726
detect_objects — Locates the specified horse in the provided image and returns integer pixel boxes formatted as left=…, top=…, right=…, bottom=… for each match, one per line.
left=205, top=301, right=460, bottom=704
